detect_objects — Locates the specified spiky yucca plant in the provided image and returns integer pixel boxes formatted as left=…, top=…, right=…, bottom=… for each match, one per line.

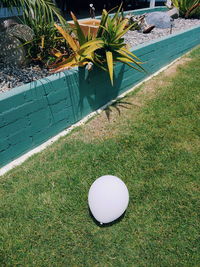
left=51, top=6, right=143, bottom=85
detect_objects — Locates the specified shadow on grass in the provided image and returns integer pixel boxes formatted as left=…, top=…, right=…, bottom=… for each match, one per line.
left=104, top=97, right=133, bottom=121
left=88, top=207, right=127, bottom=227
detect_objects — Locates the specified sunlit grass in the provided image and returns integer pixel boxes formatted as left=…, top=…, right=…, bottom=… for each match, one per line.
left=0, top=47, right=200, bottom=266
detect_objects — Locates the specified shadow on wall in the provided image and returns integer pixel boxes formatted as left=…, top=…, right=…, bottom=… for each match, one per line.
left=63, top=65, right=125, bottom=123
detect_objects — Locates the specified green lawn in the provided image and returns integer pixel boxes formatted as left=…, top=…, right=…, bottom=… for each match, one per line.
left=0, top=47, right=200, bottom=267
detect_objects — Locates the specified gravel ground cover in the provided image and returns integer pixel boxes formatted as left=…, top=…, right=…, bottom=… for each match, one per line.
left=0, top=63, right=49, bottom=93
left=124, top=18, right=200, bottom=48
left=0, top=17, right=200, bottom=94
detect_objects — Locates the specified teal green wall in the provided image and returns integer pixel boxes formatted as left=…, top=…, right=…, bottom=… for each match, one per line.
left=0, top=11, right=200, bottom=168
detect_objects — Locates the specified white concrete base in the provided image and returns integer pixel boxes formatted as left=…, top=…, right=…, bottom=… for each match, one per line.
left=0, top=54, right=189, bottom=176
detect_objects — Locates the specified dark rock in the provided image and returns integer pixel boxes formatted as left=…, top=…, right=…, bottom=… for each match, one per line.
left=143, top=24, right=155, bottom=34
left=0, top=34, right=26, bottom=66
left=146, top=12, right=173, bottom=29
left=6, top=24, right=34, bottom=42
left=0, top=19, right=18, bottom=32
left=0, top=21, right=34, bottom=66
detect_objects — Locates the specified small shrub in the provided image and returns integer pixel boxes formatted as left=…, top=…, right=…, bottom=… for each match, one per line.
left=172, top=0, right=200, bottom=18
left=2, top=0, right=71, bottom=64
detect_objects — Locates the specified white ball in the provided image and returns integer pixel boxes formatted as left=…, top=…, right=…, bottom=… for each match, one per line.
left=88, top=175, right=129, bottom=224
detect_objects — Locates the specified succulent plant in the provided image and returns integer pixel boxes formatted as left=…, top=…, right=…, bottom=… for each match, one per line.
left=51, top=6, right=144, bottom=85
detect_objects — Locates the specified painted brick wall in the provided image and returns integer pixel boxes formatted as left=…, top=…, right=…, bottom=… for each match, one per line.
left=0, top=22, right=200, bottom=168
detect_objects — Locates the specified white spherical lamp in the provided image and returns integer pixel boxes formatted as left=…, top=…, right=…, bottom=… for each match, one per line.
left=88, top=175, right=129, bottom=224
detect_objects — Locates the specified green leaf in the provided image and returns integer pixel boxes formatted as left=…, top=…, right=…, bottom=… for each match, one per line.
left=70, top=12, right=86, bottom=46
left=106, top=51, right=114, bottom=85
left=97, top=9, right=109, bottom=37
left=115, top=57, right=143, bottom=72
left=116, top=19, right=129, bottom=36
left=112, top=2, right=123, bottom=22
left=121, top=47, right=140, bottom=60
left=54, top=24, right=79, bottom=52
left=80, top=43, right=104, bottom=57
left=80, top=39, right=104, bottom=50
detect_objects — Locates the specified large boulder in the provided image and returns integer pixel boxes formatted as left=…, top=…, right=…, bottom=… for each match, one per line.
left=6, top=24, right=34, bottom=42
left=0, top=20, right=34, bottom=66
left=145, top=12, right=173, bottom=29
left=0, top=34, right=26, bottom=66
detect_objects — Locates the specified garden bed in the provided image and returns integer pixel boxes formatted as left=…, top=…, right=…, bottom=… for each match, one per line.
left=124, top=18, right=200, bottom=48
left=1, top=6, right=200, bottom=168
left=1, top=10, right=200, bottom=93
